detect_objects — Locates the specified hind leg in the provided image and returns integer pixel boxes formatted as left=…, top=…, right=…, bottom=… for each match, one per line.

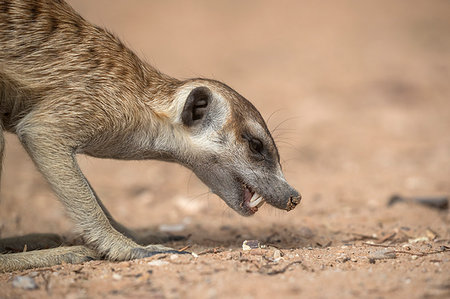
left=0, top=245, right=100, bottom=272
left=0, top=129, right=100, bottom=272
left=0, top=233, right=63, bottom=253
left=0, top=233, right=101, bottom=272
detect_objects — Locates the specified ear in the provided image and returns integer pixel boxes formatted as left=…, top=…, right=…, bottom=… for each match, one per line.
left=182, top=87, right=212, bottom=127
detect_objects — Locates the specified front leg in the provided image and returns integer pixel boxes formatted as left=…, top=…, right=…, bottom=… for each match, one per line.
left=87, top=180, right=140, bottom=241
left=18, top=126, right=180, bottom=262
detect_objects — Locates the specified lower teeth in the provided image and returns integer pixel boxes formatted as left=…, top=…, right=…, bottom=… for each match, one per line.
left=248, top=196, right=265, bottom=208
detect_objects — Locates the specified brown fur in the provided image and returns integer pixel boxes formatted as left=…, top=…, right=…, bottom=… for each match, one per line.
left=0, top=0, right=300, bottom=272
left=0, top=0, right=187, bottom=272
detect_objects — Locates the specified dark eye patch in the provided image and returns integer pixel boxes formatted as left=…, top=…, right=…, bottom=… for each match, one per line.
left=242, top=134, right=265, bottom=159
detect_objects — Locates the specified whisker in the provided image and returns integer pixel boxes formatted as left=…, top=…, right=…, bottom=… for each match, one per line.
left=271, top=116, right=300, bottom=135
left=188, top=190, right=213, bottom=201
left=281, top=157, right=299, bottom=164
left=273, top=134, right=296, bottom=141
left=275, top=141, right=297, bottom=149
left=265, top=109, right=284, bottom=126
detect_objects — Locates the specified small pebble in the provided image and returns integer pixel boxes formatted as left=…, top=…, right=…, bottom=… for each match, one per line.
left=12, top=276, right=38, bottom=290
left=336, top=254, right=351, bottom=263
left=112, top=273, right=122, bottom=280
left=425, top=229, right=437, bottom=240
left=147, top=260, right=169, bottom=266
left=342, top=257, right=351, bottom=263
left=242, top=240, right=260, bottom=251
left=273, top=249, right=282, bottom=260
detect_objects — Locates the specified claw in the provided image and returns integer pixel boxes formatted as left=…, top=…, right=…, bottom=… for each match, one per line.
left=130, top=248, right=190, bottom=259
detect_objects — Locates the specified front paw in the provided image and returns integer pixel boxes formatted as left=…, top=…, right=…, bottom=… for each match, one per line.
left=130, top=245, right=189, bottom=259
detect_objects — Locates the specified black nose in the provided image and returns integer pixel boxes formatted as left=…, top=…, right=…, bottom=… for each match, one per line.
left=286, top=191, right=302, bottom=211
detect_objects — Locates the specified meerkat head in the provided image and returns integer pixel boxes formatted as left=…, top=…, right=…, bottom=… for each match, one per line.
left=171, top=79, right=301, bottom=216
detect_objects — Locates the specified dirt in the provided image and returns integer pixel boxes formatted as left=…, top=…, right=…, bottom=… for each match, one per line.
left=1, top=1, right=449, bottom=298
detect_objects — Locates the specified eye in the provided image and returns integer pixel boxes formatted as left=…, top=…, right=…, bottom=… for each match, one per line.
left=249, top=138, right=263, bottom=154
left=249, top=138, right=263, bottom=153
left=242, top=134, right=264, bottom=157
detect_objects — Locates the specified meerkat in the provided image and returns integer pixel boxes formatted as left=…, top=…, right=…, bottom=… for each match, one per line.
left=0, top=0, right=301, bottom=272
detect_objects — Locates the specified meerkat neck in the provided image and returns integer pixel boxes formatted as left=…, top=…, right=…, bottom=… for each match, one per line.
left=88, top=66, right=189, bottom=163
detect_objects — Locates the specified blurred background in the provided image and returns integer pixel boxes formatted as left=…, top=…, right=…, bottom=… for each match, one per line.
left=1, top=1, right=449, bottom=297
left=1, top=0, right=449, bottom=242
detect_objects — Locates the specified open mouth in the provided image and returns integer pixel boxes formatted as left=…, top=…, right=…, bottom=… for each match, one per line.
left=241, top=183, right=266, bottom=214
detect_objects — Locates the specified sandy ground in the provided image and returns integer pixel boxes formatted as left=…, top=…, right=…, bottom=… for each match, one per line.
left=1, top=0, right=449, bottom=298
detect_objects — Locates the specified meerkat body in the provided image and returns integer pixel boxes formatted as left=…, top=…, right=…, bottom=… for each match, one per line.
left=0, top=0, right=301, bottom=272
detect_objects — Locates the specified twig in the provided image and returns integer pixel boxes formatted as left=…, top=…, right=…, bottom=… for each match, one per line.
left=198, top=247, right=224, bottom=255
left=385, top=248, right=449, bottom=257
left=386, top=250, right=425, bottom=256
left=322, top=241, right=332, bottom=247
left=344, top=233, right=377, bottom=242
left=264, top=260, right=306, bottom=275
left=377, top=233, right=396, bottom=244
left=178, top=245, right=191, bottom=252
left=388, top=195, right=448, bottom=210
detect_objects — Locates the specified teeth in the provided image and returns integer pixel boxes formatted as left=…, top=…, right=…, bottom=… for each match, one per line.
left=250, top=192, right=259, bottom=202
left=248, top=192, right=265, bottom=208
